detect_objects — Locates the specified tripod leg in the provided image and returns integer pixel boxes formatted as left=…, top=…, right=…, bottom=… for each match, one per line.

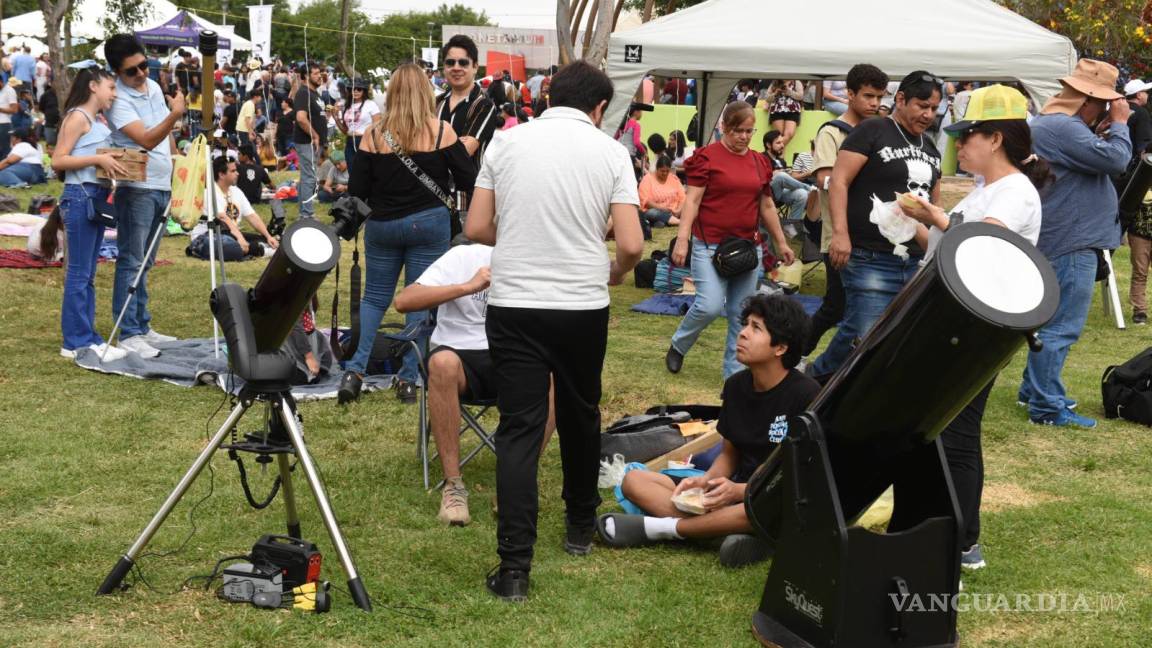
left=103, top=201, right=173, bottom=361
left=278, top=453, right=302, bottom=540
left=97, top=399, right=251, bottom=595
left=276, top=398, right=373, bottom=611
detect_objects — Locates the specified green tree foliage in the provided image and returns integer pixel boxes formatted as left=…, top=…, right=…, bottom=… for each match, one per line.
left=997, top=0, right=1151, bottom=75
left=2, top=0, right=40, bottom=19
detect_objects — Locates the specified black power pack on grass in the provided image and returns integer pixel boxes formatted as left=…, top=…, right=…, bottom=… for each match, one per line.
left=250, top=535, right=322, bottom=590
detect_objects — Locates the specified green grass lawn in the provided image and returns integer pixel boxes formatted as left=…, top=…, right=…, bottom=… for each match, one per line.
left=1, top=179, right=1151, bottom=646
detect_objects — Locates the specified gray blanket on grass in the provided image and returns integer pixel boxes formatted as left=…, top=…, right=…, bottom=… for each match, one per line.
left=73, top=337, right=395, bottom=401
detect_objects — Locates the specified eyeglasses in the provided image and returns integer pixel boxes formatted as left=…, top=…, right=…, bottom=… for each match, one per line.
left=120, top=60, right=149, bottom=77
left=444, top=58, right=472, bottom=68
left=729, top=127, right=756, bottom=136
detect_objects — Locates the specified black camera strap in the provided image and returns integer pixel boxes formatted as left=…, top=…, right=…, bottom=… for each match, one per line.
left=328, top=232, right=362, bottom=362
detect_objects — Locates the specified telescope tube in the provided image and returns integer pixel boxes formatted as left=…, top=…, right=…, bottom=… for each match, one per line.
left=249, top=219, right=341, bottom=353
left=199, top=31, right=217, bottom=133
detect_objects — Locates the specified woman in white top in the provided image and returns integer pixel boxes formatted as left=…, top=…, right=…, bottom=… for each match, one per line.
left=0, top=127, right=45, bottom=186
left=335, top=78, right=381, bottom=172
left=897, top=84, right=1050, bottom=570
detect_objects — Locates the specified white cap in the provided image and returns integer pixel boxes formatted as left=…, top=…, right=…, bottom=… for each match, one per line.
left=1124, top=79, right=1152, bottom=96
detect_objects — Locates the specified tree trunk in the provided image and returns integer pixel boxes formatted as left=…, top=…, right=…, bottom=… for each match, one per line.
left=581, top=0, right=600, bottom=53
left=338, top=0, right=352, bottom=76
left=571, top=0, right=590, bottom=48
left=40, top=0, right=74, bottom=109
left=556, top=0, right=576, bottom=65
left=642, top=0, right=655, bottom=22
left=584, top=0, right=614, bottom=65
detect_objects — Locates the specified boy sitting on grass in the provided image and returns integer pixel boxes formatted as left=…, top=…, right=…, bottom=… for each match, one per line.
left=597, top=294, right=820, bottom=566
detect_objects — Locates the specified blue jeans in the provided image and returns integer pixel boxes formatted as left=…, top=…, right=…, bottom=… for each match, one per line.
left=810, top=248, right=922, bottom=377
left=345, top=136, right=361, bottom=174
left=297, top=142, right=317, bottom=218
left=0, top=162, right=44, bottom=185
left=670, top=239, right=762, bottom=379
left=112, top=186, right=170, bottom=338
left=345, top=206, right=451, bottom=382
left=771, top=173, right=809, bottom=222
left=1018, top=249, right=1096, bottom=419
left=60, top=183, right=109, bottom=350
left=0, top=163, right=44, bottom=186
left=642, top=208, right=675, bottom=226
left=824, top=100, right=848, bottom=116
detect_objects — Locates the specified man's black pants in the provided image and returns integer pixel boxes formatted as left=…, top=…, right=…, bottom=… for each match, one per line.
left=486, top=305, right=608, bottom=572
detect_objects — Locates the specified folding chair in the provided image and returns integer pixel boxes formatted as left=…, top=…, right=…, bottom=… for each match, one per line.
left=381, top=319, right=498, bottom=490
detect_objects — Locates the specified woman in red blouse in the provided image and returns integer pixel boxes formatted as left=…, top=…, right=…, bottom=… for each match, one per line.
left=666, top=101, right=793, bottom=378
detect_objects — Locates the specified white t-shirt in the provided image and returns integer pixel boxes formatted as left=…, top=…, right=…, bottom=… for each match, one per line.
left=925, top=172, right=1041, bottom=259
left=193, top=183, right=254, bottom=237
left=416, top=244, right=493, bottom=351
left=9, top=141, right=41, bottom=165
left=0, top=86, right=17, bottom=124
left=342, top=99, right=380, bottom=135
left=475, top=107, right=639, bottom=310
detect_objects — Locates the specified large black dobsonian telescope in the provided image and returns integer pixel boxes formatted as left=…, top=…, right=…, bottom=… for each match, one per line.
left=96, top=219, right=374, bottom=611
left=745, top=222, right=1059, bottom=647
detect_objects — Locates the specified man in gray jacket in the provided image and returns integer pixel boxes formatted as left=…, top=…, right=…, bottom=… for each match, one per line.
left=1019, top=60, right=1130, bottom=428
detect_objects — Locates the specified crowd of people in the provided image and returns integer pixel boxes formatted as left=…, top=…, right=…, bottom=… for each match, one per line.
left=38, top=25, right=1152, bottom=603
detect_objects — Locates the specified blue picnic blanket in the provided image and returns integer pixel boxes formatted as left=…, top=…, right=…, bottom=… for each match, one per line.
left=632, top=293, right=822, bottom=317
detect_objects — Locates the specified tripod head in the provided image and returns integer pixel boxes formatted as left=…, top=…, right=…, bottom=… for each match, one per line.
left=210, top=219, right=341, bottom=387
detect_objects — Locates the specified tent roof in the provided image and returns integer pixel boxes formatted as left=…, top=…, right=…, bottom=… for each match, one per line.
left=135, top=10, right=252, bottom=51
left=135, top=9, right=253, bottom=51
left=602, top=0, right=1076, bottom=134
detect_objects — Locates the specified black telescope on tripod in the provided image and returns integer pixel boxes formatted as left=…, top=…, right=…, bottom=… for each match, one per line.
left=744, top=223, right=1058, bottom=647
left=96, top=220, right=374, bottom=611
left=1119, top=152, right=1152, bottom=227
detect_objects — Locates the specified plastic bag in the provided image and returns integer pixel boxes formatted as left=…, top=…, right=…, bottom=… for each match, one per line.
left=598, top=453, right=628, bottom=488
left=868, top=194, right=919, bottom=260
left=170, top=134, right=210, bottom=229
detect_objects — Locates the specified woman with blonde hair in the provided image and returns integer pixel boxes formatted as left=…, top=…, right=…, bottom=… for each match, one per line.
left=666, top=100, right=793, bottom=379
left=338, top=63, right=478, bottom=404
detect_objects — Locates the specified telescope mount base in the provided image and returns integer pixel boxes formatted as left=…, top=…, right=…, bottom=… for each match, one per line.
left=751, top=414, right=960, bottom=648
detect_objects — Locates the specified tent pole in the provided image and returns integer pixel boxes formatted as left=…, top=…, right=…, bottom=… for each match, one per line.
left=697, top=71, right=709, bottom=146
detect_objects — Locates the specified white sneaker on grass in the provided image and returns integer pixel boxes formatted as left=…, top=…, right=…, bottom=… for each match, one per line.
left=141, top=329, right=177, bottom=344
left=61, top=344, right=129, bottom=361
left=119, top=335, right=161, bottom=358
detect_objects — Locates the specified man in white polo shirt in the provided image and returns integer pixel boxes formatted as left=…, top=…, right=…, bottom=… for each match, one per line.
left=465, top=59, right=644, bottom=602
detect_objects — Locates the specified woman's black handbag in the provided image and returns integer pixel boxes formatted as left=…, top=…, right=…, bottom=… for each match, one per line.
left=711, top=236, right=759, bottom=277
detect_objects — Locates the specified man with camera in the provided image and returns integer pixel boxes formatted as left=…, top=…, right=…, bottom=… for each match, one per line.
left=105, top=33, right=187, bottom=358
left=1018, top=60, right=1131, bottom=428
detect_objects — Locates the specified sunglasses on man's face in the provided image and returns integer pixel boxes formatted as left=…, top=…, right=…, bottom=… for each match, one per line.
left=444, top=58, right=472, bottom=69
left=121, top=60, right=149, bottom=77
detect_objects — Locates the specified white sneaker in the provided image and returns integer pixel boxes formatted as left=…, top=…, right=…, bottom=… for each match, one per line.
left=120, top=335, right=161, bottom=358
left=141, top=329, right=177, bottom=344
left=60, top=347, right=77, bottom=359
left=90, top=343, right=129, bottom=362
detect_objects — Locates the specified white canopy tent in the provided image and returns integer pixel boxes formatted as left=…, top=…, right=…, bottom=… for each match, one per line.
left=2, top=0, right=249, bottom=59
left=1, top=0, right=181, bottom=43
left=602, top=0, right=1077, bottom=137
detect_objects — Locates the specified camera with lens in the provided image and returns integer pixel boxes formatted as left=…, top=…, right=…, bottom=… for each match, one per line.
left=329, top=195, right=371, bottom=241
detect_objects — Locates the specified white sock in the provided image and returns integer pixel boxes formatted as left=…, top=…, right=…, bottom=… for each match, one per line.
left=643, top=516, right=683, bottom=540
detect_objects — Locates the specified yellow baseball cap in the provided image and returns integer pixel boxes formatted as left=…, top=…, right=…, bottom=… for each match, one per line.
left=945, top=84, right=1029, bottom=135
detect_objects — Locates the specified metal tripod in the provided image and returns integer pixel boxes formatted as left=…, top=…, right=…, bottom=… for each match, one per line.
left=96, top=383, right=373, bottom=611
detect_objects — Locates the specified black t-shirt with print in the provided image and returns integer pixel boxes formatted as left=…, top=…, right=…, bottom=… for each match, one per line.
left=236, top=162, right=270, bottom=205
left=839, top=117, right=941, bottom=254
left=717, top=369, right=821, bottom=483
left=293, top=85, right=327, bottom=147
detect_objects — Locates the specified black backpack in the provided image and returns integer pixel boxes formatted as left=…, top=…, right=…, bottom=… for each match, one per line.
left=1101, top=347, right=1152, bottom=424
